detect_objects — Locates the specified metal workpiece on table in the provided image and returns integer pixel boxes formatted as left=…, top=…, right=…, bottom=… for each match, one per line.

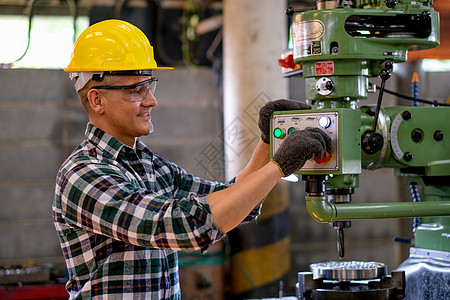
left=309, top=261, right=387, bottom=281
left=296, top=262, right=405, bottom=300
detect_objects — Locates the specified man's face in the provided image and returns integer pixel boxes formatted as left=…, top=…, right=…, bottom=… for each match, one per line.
left=94, top=75, right=158, bottom=147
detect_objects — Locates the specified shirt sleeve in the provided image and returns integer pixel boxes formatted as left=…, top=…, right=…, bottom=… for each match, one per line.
left=58, top=160, right=224, bottom=253
left=161, top=157, right=261, bottom=224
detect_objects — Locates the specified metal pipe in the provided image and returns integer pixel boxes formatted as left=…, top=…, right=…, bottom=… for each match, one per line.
left=306, top=195, right=450, bottom=223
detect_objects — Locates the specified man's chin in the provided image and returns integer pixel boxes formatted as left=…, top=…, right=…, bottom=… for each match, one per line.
left=141, top=125, right=154, bottom=136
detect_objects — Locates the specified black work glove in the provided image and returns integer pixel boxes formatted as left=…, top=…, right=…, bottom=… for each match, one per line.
left=258, top=99, right=311, bottom=144
left=272, top=127, right=333, bottom=177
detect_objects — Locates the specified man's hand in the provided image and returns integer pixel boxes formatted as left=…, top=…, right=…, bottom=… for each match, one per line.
left=258, top=99, right=311, bottom=144
left=272, top=128, right=333, bottom=177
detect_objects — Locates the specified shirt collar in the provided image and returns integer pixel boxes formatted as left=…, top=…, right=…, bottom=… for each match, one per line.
left=84, top=123, right=153, bottom=160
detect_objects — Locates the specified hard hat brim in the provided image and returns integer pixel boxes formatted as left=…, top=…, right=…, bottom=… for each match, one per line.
left=64, top=66, right=174, bottom=72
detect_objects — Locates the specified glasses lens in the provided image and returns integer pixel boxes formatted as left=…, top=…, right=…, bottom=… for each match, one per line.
left=121, top=78, right=157, bottom=102
left=91, top=78, right=158, bottom=102
left=149, top=79, right=157, bottom=95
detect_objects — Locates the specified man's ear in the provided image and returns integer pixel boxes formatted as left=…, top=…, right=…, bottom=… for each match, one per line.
left=86, top=89, right=105, bottom=114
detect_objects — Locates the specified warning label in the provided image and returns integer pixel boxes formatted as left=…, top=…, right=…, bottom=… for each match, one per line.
left=315, top=61, right=334, bottom=76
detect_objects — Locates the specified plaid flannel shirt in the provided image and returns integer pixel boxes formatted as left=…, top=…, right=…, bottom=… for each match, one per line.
left=53, top=123, right=260, bottom=299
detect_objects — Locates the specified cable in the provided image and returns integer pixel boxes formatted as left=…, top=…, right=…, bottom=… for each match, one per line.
left=3, top=0, right=77, bottom=66
left=9, top=0, right=37, bottom=64
left=375, top=85, right=450, bottom=107
left=153, top=0, right=184, bottom=66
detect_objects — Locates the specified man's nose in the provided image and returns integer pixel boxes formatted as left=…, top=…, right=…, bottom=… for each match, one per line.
left=142, top=90, right=157, bottom=107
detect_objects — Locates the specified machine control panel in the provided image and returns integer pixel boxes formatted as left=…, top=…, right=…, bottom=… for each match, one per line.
left=271, top=111, right=339, bottom=171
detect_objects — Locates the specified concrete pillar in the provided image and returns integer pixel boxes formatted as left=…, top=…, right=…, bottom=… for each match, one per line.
left=223, top=0, right=291, bottom=297
left=223, top=0, right=288, bottom=178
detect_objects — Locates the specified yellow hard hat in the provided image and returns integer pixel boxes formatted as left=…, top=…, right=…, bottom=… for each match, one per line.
left=65, top=19, right=172, bottom=72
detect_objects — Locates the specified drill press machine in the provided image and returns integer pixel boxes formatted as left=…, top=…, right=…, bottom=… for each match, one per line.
left=272, top=0, right=450, bottom=299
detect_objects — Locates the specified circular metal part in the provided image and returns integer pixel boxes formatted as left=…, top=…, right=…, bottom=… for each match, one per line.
left=331, top=220, right=351, bottom=229
left=315, top=77, right=334, bottom=96
left=327, top=193, right=352, bottom=205
left=303, top=175, right=326, bottom=196
left=310, top=261, right=387, bottom=281
left=331, top=46, right=339, bottom=54
left=317, top=0, right=339, bottom=10
left=311, top=286, right=401, bottom=300
left=297, top=269, right=405, bottom=300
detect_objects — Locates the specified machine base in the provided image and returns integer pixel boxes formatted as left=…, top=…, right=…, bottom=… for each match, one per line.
left=397, top=247, right=450, bottom=300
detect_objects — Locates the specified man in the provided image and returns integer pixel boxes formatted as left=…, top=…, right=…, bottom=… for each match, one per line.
left=52, top=19, right=332, bottom=299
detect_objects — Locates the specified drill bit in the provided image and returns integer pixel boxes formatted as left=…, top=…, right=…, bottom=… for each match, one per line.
left=337, top=228, right=345, bottom=259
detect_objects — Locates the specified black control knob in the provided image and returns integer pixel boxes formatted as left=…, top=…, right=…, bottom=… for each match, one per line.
left=404, top=152, right=413, bottom=162
left=285, top=7, right=294, bottom=17
left=411, top=130, right=423, bottom=143
left=365, top=106, right=376, bottom=117
left=379, top=61, right=393, bottom=72
left=362, top=130, right=384, bottom=155
left=379, top=69, right=391, bottom=80
left=434, top=130, right=444, bottom=141
left=402, top=110, right=412, bottom=120
left=385, top=0, right=396, bottom=8
left=420, top=11, right=431, bottom=22
left=325, top=80, right=334, bottom=91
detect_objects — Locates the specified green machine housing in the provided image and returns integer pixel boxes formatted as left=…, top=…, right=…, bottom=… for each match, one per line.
left=290, top=0, right=439, bottom=101
left=272, top=0, right=450, bottom=259
left=276, top=0, right=450, bottom=298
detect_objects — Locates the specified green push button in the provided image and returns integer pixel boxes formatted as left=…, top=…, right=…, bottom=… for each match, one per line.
left=288, top=127, right=297, bottom=135
left=273, top=128, right=285, bottom=139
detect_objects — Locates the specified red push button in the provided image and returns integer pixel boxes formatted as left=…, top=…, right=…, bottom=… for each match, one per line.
left=314, top=151, right=332, bottom=165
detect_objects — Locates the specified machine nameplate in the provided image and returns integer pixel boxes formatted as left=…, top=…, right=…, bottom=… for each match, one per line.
left=292, top=20, right=325, bottom=58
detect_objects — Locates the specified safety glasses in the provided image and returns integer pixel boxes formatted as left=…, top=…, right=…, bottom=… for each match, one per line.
left=91, top=78, right=158, bottom=102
